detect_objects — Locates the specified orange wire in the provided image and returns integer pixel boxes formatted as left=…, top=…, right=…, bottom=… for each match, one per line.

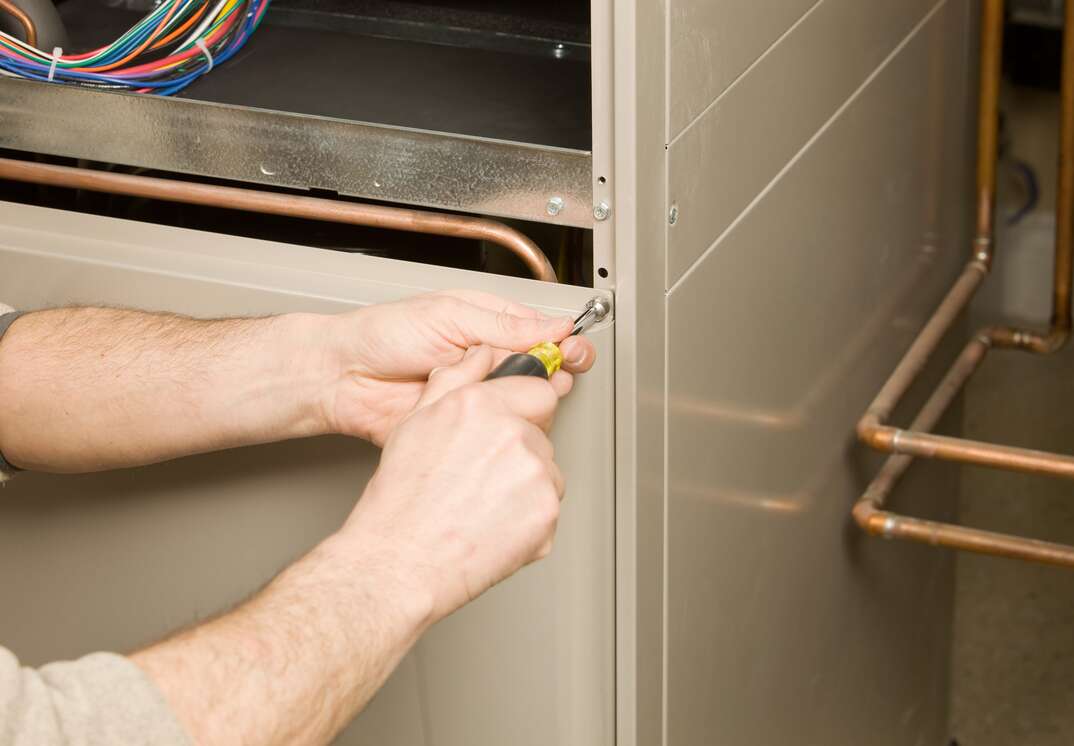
left=80, top=1, right=183, bottom=72
left=150, top=3, right=209, bottom=51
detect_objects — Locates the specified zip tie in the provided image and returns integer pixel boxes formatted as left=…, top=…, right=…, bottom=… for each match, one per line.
left=194, top=38, right=213, bottom=72
left=47, top=47, right=62, bottom=82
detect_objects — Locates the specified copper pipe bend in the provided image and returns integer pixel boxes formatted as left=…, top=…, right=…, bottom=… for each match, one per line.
left=0, top=157, right=558, bottom=283
left=0, top=0, right=37, bottom=47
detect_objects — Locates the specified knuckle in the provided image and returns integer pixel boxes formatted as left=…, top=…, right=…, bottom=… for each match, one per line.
left=496, top=310, right=522, bottom=337
left=532, top=381, right=559, bottom=414
left=454, top=384, right=489, bottom=414
left=534, top=540, right=554, bottom=561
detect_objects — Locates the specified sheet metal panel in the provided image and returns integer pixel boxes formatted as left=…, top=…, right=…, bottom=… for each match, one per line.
left=666, top=0, right=938, bottom=286
left=0, top=79, right=593, bottom=229
left=665, top=1, right=969, bottom=742
left=668, top=0, right=814, bottom=137
left=0, top=202, right=614, bottom=746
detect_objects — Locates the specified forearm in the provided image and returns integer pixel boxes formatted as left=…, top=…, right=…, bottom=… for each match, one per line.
left=0, top=307, right=334, bottom=472
left=131, top=532, right=432, bottom=746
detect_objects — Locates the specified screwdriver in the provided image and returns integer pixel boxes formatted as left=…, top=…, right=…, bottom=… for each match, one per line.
left=484, top=297, right=612, bottom=380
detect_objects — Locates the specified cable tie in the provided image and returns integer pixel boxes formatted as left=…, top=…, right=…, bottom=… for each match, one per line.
left=194, top=38, right=213, bottom=72
left=47, top=47, right=62, bottom=82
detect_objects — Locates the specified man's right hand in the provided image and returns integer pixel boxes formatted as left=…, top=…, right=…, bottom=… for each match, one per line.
left=133, top=340, right=586, bottom=746
left=339, top=343, right=569, bottom=623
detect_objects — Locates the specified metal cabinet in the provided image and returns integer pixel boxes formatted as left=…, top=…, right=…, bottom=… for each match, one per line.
left=0, top=203, right=615, bottom=745
left=0, top=0, right=976, bottom=743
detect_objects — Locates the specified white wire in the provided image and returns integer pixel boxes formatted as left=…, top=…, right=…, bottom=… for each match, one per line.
left=178, top=0, right=231, bottom=50
left=0, top=28, right=49, bottom=59
left=0, top=0, right=203, bottom=76
left=0, top=0, right=186, bottom=63
left=157, top=0, right=199, bottom=37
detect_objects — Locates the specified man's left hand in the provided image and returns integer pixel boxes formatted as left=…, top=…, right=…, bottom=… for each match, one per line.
left=321, top=290, right=598, bottom=446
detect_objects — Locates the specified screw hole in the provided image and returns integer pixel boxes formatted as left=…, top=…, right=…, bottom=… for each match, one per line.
left=597, top=267, right=609, bottom=278
left=597, top=176, right=606, bottom=185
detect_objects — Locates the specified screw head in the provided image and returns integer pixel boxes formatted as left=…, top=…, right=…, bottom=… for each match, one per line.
left=553, top=43, right=567, bottom=59
left=668, top=204, right=679, bottom=225
left=593, top=201, right=611, bottom=221
left=546, top=197, right=565, bottom=216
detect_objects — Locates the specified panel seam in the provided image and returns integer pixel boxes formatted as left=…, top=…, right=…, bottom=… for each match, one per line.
left=668, top=0, right=825, bottom=148
left=667, top=0, right=950, bottom=296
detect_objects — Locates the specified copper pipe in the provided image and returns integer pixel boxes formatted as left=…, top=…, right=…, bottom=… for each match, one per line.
left=1054, top=0, right=1074, bottom=334
left=0, top=157, right=558, bottom=283
left=852, top=0, right=1074, bottom=568
left=857, top=260, right=987, bottom=443
left=0, top=0, right=37, bottom=47
left=973, top=0, right=1005, bottom=261
left=854, top=335, right=991, bottom=519
left=859, top=512, right=1074, bottom=568
left=884, top=428, right=1074, bottom=477
left=853, top=334, right=1074, bottom=567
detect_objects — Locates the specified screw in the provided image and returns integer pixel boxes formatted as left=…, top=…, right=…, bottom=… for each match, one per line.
left=553, top=43, right=567, bottom=59
left=668, top=204, right=679, bottom=225
left=546, top=197, right=565, bottom=216
left=593, top=201, right=611, bottom=221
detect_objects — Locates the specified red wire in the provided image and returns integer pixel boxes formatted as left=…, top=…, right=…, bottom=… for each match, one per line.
left=108, top=12, right=238, bottom=76
left=79, top=1, right=183, bottom=72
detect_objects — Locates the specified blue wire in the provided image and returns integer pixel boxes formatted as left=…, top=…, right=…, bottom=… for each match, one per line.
left=0, top=0, right=266, bottom=96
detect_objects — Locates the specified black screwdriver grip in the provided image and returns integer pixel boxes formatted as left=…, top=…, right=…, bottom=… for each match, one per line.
left=484, top=353, right=550, bottom=380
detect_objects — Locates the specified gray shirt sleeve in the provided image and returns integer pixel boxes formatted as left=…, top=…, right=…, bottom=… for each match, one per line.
left=0, top=646, right=191, bottom=746
left=0, top=303, right=24, bottom=482
left=0, top=303, right=190, bottom=743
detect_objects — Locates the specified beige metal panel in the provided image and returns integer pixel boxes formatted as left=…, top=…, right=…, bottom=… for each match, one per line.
left=591, top=0, right=617, bottom=289
left=0, top=203, right=614, bottom=746
left=611, top=0, right=671, bottom=744
left=666, top=0, right=939, bottom=287
left=665, top=0, right=970, bottom=742
left=668, top=0, right=815, bottom=138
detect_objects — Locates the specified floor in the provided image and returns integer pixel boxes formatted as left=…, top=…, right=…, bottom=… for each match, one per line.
left=947, top=85, right=1074, bottom=746
left=949, top=347, right=1074, bottom=745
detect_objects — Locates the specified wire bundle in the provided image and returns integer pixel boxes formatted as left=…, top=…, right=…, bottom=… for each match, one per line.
left=0, top=0, right=270, bottom=95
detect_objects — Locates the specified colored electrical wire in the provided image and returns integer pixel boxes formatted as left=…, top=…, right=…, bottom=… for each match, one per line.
left=0, top=0, right=269, bottom=96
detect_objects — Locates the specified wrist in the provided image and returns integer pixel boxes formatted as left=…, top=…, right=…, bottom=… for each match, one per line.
left=318, top=526, right=438, bottom=636
left=273, top=312, right=346, bottom=439
left=314, top=308, right=392, bottom=443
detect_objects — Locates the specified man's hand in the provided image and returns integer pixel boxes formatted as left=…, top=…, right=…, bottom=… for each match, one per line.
left=134, top=337, right=579, bottom=746
left=341, top=343, right=565, bottom=620
left=0, top=291, right=596, bottom=472
left=321, top=290, right=596, bottom=445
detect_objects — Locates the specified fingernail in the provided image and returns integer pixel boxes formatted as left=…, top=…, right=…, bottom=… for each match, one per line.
left=428, top=366, right=445, bottom=378
left=563, top=342, right=584, bottom=365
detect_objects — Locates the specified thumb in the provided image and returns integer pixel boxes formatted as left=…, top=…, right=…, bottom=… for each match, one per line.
left=415, top=345, right=496, bottom=409
left=454, top=305, right=573, bottom=351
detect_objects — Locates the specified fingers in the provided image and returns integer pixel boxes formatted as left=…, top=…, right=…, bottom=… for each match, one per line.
left=450, top=304, right=572, bottom=353
left=482, top=375, right=560, bottom=432
left=436, top=289, right=544, bottom=319
left=548, top=369, right=574, bottom=398
left=416, top=345, right=495, bottom=409
left=433, top=292, right=573, bottom=351
left=558, top=336, right=596, bottom=373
